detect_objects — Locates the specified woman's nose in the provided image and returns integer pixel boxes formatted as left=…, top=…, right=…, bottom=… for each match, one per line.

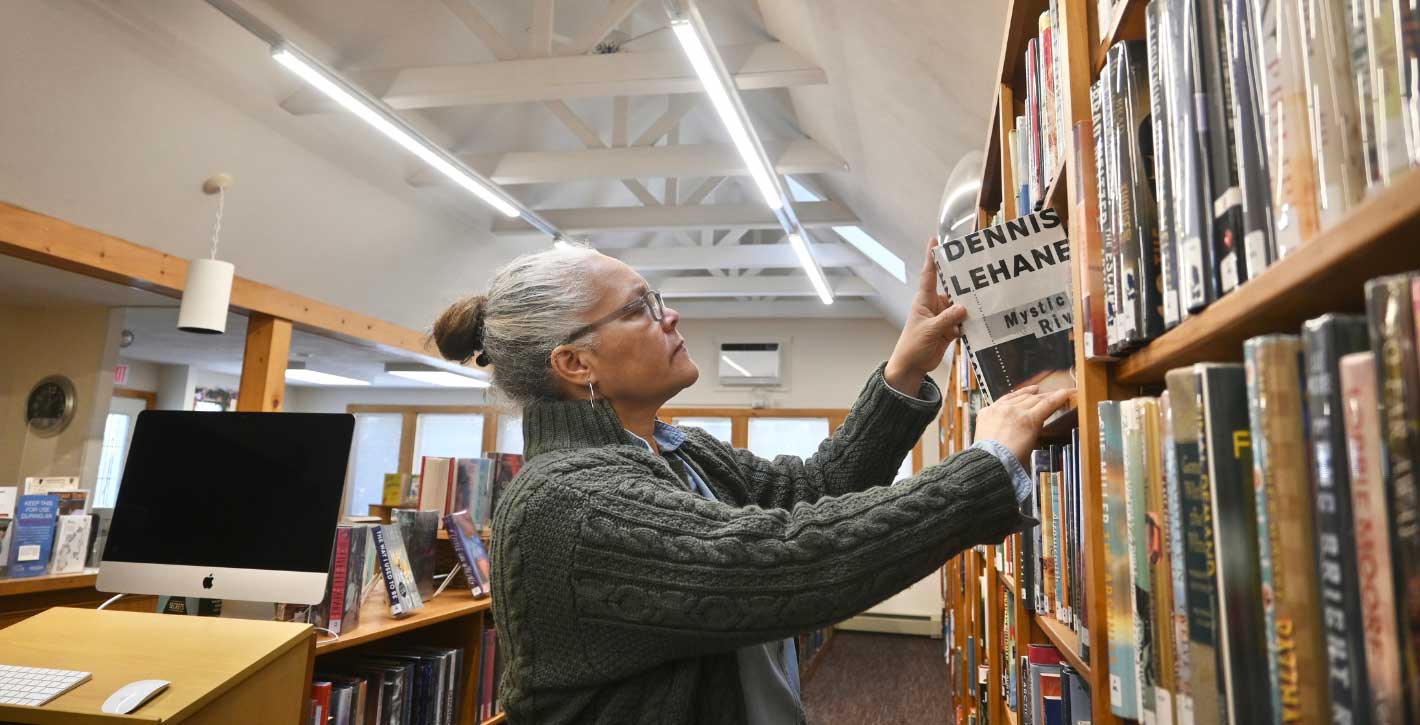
left=661, top=305, right=681, bottom=329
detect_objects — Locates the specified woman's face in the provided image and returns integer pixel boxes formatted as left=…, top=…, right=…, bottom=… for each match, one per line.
left=573, top=254, right=700, bottom=407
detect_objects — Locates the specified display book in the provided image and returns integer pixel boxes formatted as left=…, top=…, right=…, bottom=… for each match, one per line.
left=1089, top=270, right=1420, bottom=725
left=932, top=207, right=1076, bottom=404
left=1091, top=0, right=1419, bottom=357
left=397, top=453, right=523, bottom=531
left=0, top=477, right=109, bottom=579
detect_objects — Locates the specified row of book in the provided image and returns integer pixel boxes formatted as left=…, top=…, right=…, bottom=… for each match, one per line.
left=305, top=633, right=501, bottom=725
left=1023, top=431, right=1089, bottom=661
left=0, top=477, right=110, bottom=579
left=1090, top=0, right=1420, bottom=357
left=1012, top=0, right=1069, bottom=214
left=1016, top=644, right=1091, bottom=725
left=1097, top=271, right=1420, bottom=723
left=384, top=453, right=522, bottom=530
left=279, top=508, right=492, bottom=629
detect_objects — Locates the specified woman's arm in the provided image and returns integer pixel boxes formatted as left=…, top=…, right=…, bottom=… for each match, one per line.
left=567, top=446, right=1026, bottom=664
left=688, top=363, right=941, bottom=509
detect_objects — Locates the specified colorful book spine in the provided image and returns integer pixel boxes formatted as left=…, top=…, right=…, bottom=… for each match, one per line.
left=1099, top=401, right=1139, bottom=719
left=1143, top=399, right=1176, bottom=725
left=1364, top=274, right=1420, bottom=722
left=1256, top=0, right=1321, bottom=257
left=1167, top=366, right=1220, bottom=725
left=1122, top=400, right=1158, bottom=723
left=328, top=527, right=352, bottom=633
left=1302, top=314, right=1374, bottom=725
left=1340, top=352, right=1405, bottom=724
left=1160, top=388, right=1194, bottom=725
left=1244, top=335, right=1329, bottom=722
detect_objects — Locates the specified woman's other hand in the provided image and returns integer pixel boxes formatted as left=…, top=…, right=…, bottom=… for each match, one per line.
left=885, top=239, right=968, bottom=394
left=973, top=386, right=1076, bottom=466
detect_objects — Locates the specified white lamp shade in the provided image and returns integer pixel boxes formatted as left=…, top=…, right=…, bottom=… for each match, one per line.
left=177, top=258, right=235, bottom=334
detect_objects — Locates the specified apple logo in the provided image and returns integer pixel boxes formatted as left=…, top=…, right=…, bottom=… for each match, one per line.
left=202, top=574, right=214, bottom=590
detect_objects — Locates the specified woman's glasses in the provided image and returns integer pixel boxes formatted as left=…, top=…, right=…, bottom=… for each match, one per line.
left=561, top=290, right=664, bottom=345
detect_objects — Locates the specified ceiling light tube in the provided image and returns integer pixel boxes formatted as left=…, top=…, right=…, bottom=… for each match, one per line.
left=286, top=362, right=370, bottom=387
left=669, top=11, right=782, bottom=210
left=271, top=45, right=520, bottom=218
left=788, top=232, right=834, bottom=305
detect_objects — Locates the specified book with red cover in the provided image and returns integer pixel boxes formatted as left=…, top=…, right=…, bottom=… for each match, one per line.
left=309, top=681, right=332, bottom=725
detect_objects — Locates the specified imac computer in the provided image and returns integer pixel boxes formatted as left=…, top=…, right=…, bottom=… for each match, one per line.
left=97, top=410, right=354, bottom=605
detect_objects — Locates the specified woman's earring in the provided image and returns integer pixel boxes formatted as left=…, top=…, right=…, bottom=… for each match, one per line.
left=587, top=380, right=596, bottom=409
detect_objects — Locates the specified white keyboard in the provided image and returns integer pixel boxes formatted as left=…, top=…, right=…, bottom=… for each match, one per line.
left=0, top=664, right=91, bottom=707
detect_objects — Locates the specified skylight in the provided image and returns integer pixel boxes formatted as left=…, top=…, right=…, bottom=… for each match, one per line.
left=784, top=176, right=908, bottom=284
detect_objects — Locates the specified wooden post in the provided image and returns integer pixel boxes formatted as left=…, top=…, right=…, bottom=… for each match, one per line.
left=237, top=314, right=292, bottom=412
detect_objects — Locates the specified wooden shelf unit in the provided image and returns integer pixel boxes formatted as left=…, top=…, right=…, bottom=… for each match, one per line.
left=942, top=0, right=1420, bottom=722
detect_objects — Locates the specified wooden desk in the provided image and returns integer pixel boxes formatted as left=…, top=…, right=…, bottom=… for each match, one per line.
left=0, top=608, right=314, bottom=724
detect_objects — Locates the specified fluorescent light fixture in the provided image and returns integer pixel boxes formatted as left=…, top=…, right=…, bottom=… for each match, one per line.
left=670, top=17, right=782, bottom=210
left=285, top=362, right=369, bottom=387
left=787, top=232, right=834, bottom=304
left=831, top=226, right=908, bottom=283
left=385, top=363, right=490, bottom=388
left=719, top=354, right=753, bottom=377
left=271, top=46, right=520, bottom=218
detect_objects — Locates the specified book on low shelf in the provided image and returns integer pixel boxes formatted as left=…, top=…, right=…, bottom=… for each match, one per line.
left=1098, top=400, right=1138, bottom=720
left=1120, top=399, right=1158, bottom=722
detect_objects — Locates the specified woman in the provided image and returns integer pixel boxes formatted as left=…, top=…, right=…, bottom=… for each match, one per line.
left=432, top=243, right=1071, bottom=724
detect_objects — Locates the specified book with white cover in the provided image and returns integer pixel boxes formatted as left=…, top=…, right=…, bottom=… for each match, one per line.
left=50, top=514, right=91, bottom=575
left=932, top=208, right=1076, bottom=403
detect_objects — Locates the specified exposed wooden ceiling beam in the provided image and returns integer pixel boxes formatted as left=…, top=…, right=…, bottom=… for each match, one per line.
left=491, top=200, right=858, bottom=239
left=658, top=275, right=875, bottom=299
left=280, top=43, right=826, bottom=112
left=607, top=242, right=865, bottom=271
left=671, top=299, right=883, bottom=319
left=408, top=139, right=847, bottom=186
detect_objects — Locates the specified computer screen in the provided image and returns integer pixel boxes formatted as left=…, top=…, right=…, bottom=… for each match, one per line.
left=102, top=411, right=354, bottom=574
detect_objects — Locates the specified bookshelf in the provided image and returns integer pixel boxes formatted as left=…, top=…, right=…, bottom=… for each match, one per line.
left=941, top=0, right=1420, bottom=723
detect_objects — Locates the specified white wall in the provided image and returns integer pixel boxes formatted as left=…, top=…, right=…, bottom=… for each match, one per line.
left=116, top=358, right=160, bottom=392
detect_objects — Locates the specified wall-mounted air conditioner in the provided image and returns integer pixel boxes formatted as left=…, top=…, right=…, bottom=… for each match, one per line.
left=717, top=342, right=781, bottom=387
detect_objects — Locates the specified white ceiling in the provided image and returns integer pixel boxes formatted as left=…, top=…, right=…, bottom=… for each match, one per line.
left=0, top=0, right=1005, bottom=330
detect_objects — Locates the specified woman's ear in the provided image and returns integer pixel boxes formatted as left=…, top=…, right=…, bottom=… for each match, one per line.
left=549, top=344, right=594, bottom=390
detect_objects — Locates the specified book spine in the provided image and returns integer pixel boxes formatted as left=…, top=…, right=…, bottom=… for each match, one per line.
left=443, top=515, right=485, bottom=597
left=1144, top=400, right=1177, bottom=725
left=1343, top=0, right=1384, bottom=188
left=1201, top=364, right=1273, bottom=724
left=1122, top=401, right=1158, bottom=723
left=1365, top=274, right=1420, bottom=722
left=1302, top=315, right=1374, bottom=725
left=1109, top=45, right=1144, bottom=348
left=1340, top=352, right=1405, bottom=724
left=1167, top=366, right=1220, bottom=725
left=1099, top=401, right=1139, bottom=718
left=1298, top=0, right=1367, bottom=227
left=1148, top=0, right=1182, bottom=329
left=1245, top=336, right=1330, bottom=722
left=1225, top=0, right=1275, bottom=282
left=1400, top=0, right=1420, bottom=166
left=1123, top=40, right=1166, bottom=342
left=327, top=527, right=351, bottom=633
left=1092, top=77, right=1119, bottom=350
left=370, top=525, right=404, bottom=616
left=1257, top=0, right=1321, bottom=257
left=1365, top=0, right=1409, bottom=181
left=1194, top=0, right=1247, bottom=296
left=1173, top=0, right=1218, bottom=313
left=1160, top=389, right=1194, bottom=725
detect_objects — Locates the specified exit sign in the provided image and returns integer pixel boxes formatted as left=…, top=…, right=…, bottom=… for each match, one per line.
left=114, top=364, right=129, bottom=386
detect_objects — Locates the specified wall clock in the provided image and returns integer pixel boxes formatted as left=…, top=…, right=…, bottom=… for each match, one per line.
left=25, top=375, right=77, bottom=438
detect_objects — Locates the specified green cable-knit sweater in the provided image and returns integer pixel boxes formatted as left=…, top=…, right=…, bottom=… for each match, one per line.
left=489, top=365, right=1028, bottom=723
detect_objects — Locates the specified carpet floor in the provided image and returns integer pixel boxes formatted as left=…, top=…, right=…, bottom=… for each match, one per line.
left=802, top=631, right=949, bottom=724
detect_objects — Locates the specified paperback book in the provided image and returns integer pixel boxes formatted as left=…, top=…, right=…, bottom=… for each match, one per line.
left=932, top=208, right=1076, bottom=402
left=371, top=524, right=423, bottom=617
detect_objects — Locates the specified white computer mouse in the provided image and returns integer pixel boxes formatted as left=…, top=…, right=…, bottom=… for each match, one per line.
left=100, top=679, right=170, bottom=714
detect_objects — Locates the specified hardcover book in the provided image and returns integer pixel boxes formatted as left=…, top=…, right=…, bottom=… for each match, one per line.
left=1301, top=314, right=1374, bottom=724
left=394, top=508, right=439, bottom=599
left=1364, top=0, right=1410, bottom=182
left=1165, top=366, right=1218, bottom=725
left=488, top=453, right=524, bottom=524
left=1098, top=400, right=1138, bottom=718
left=932, top=208, right=1076, bottom=403
left=418, top=457, right=455, bottom=517
left=1147, top=0, right=1181, bottom=329
left=1143, top=399, right=1176, bottom=725
left=444, top=509, right=491, bottom=597
left=1299, top=0, right=1367, bottom=227
left=1339, top=351, right=1404, bottom=724
left=372, top=523, right=424, bottom=616
left=1199, top=363, right=1272, bottom=724
left=1224, top=0, right=1275, bottom=282
left=1341, top=0, right=1384, bottom=187
left=49, top=513, right=90, bottom=575
left=1121, top=400, right=1157, bottom=722
left=454, top=458, right=492, bottom=526
left=1192, top=0, right=1247, bottom=296
left=1255, top=0, right=1321, bottom=257
left=1159, top=389, right=1193, bottom=724
left=8, top=495, right=59, bottom=578
left=1169, top=0, right=1218, bottom=313
left=1364, top=274, right=1420, bottom=722
left=1244, top=335, right=1329, bottom=722
left=1106, top=40, right=1165, bottom=346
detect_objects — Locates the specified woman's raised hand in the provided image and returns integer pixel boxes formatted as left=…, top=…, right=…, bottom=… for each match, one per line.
left=885, top=239, right=968, bottom=394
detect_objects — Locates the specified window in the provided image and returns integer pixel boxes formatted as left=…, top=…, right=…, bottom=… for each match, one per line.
left=347, top=413, right=402, bottom=516
left=896, top=453, right=914, bottom=483
left=413, top=413, right=485, bottom=467
left=94, top=413, right=131, bottom=508
left=747, top=417, right=831, bottom=460
left=671, top=416, right=733, bottom=444
left=496, top=414, right=524, bottom=455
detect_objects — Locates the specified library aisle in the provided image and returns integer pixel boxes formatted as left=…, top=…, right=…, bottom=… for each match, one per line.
left=804, top=632, right=952, bottom=723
